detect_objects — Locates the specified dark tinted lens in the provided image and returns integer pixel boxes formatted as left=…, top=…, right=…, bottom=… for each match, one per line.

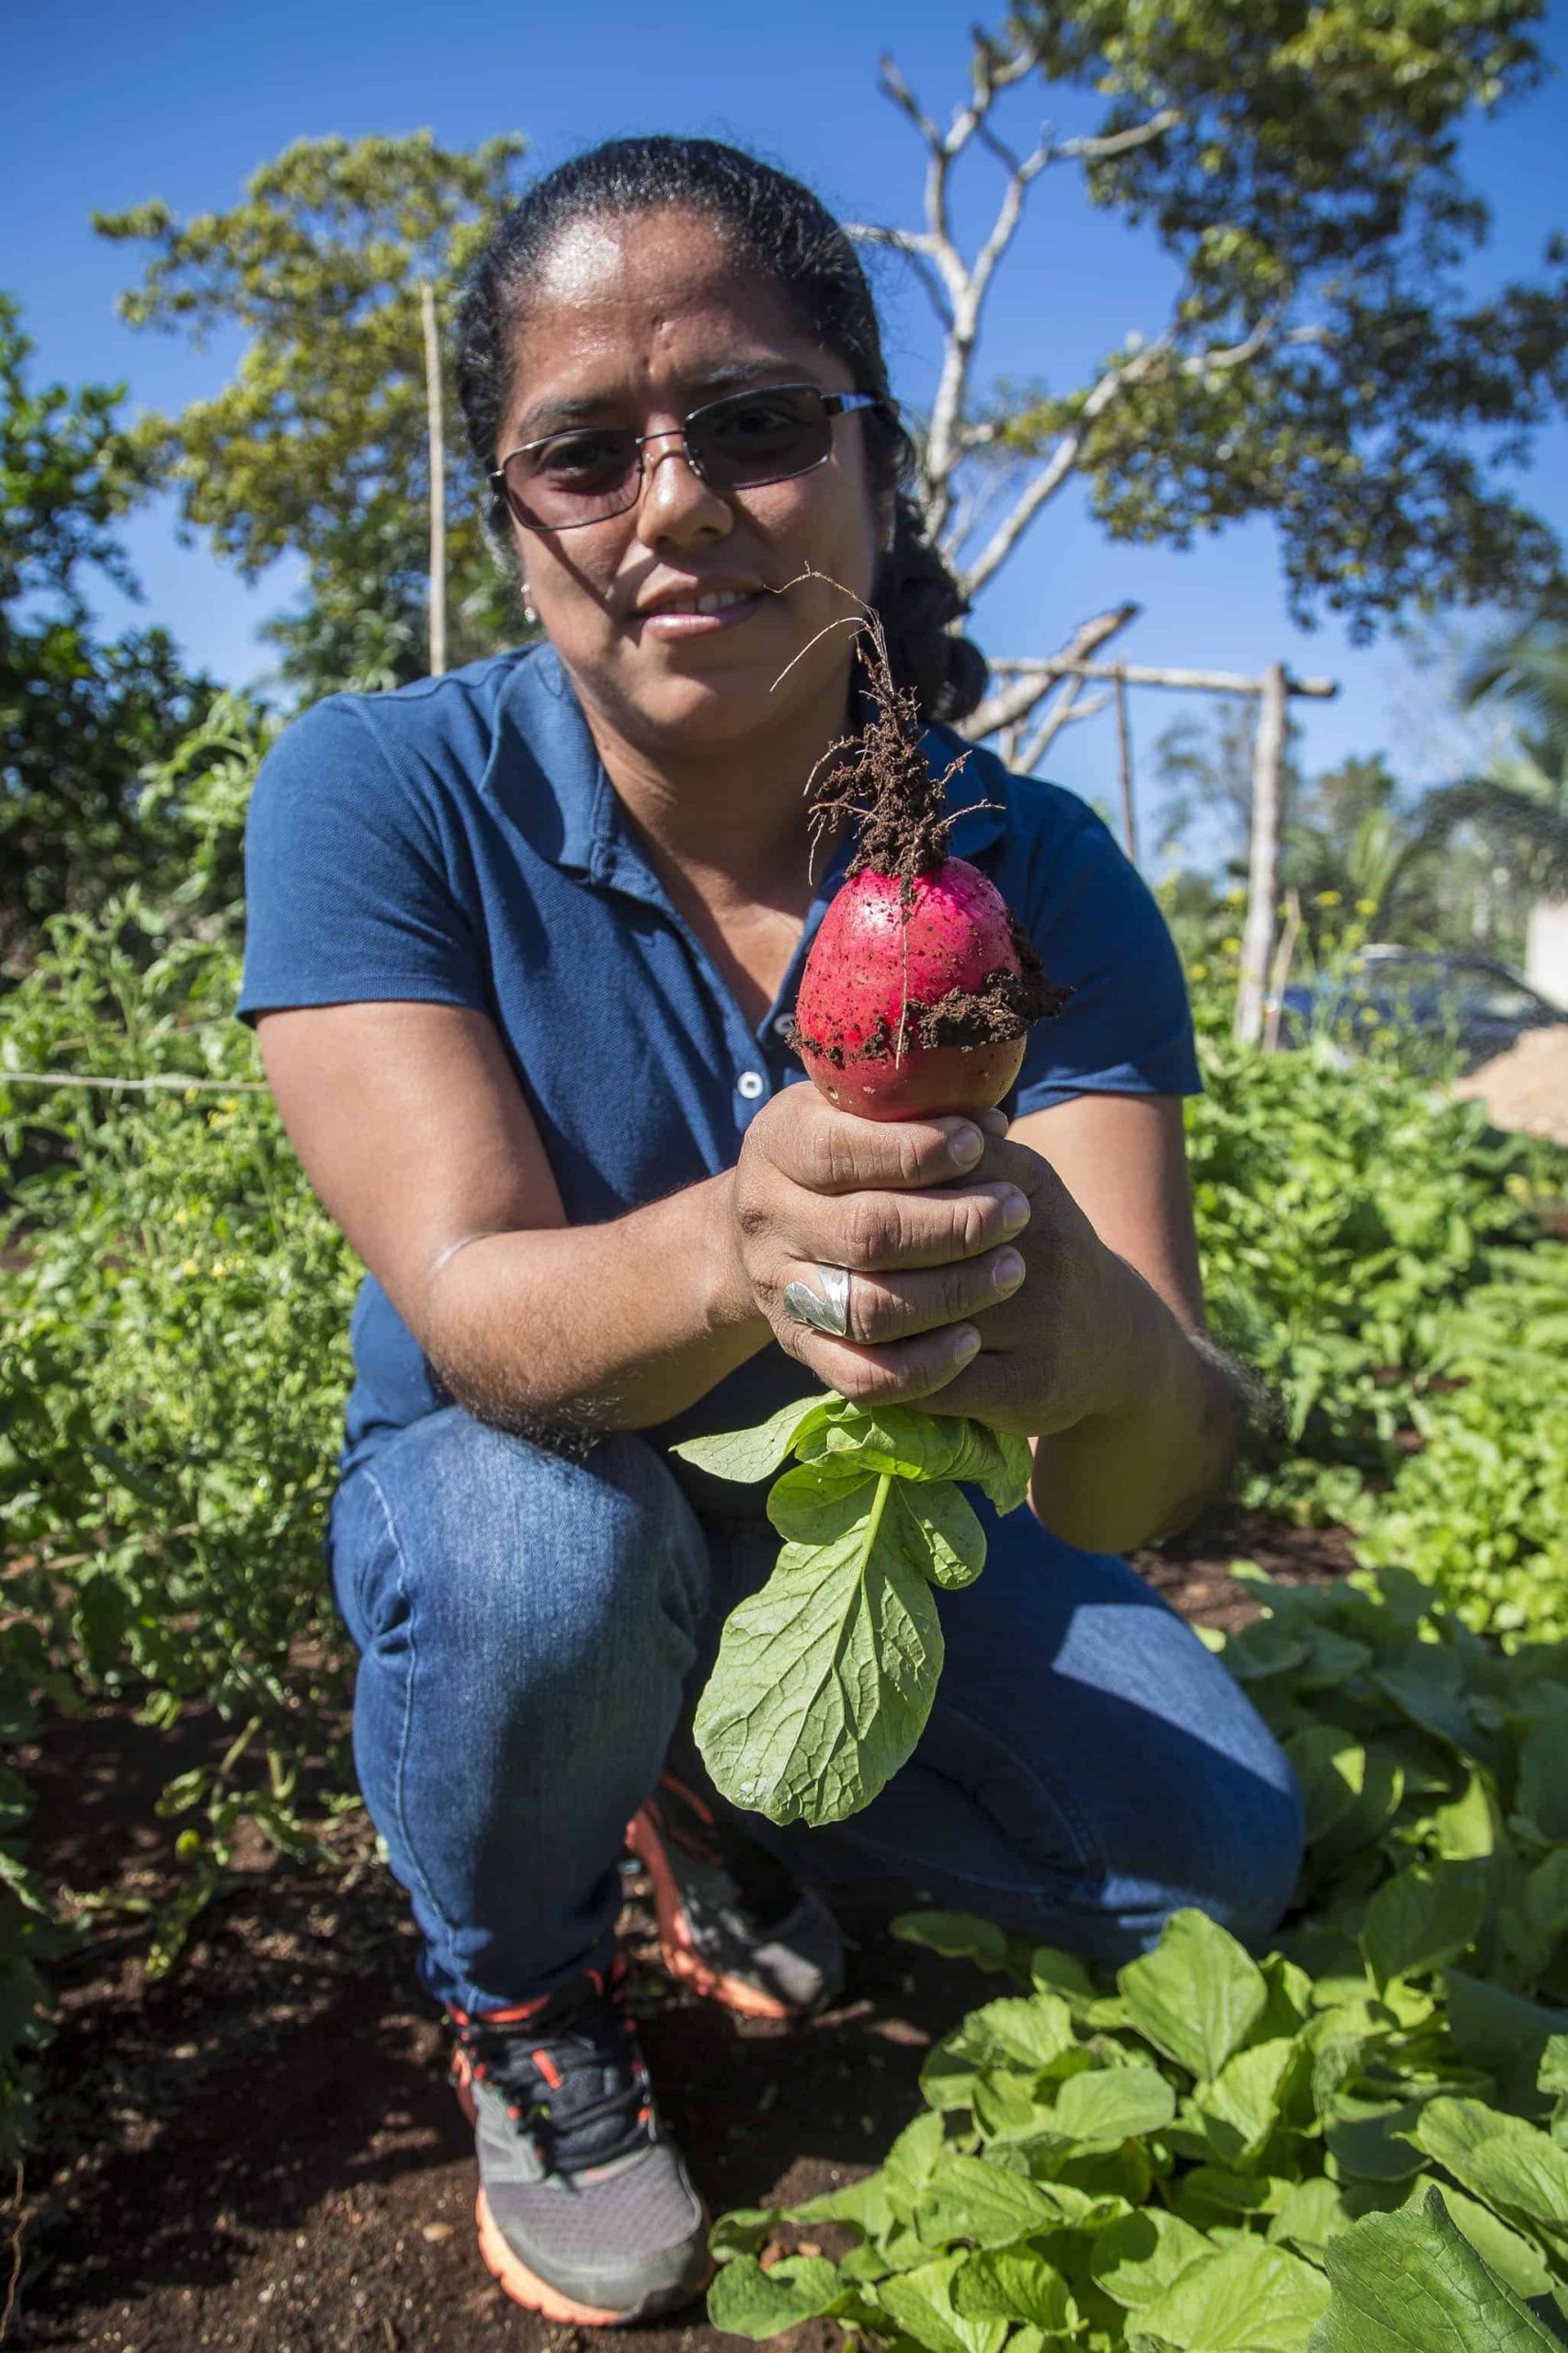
left=504, top=427, right=640, bottom=525
left=690, top=387, right=831, bottom=488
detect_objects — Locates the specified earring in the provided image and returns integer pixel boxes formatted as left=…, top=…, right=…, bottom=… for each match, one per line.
left=521, top=585, right=538, bottom=626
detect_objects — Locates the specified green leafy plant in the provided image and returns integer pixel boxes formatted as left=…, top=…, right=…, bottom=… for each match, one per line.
left=675, top=1393, right=1031, bottom=1825
left=1212, top=1568, right=1568, bottom=2018
left=709, top=1567, right=1568, bottom=2349
left=711, top=1893, right=1568, bottom=2350
left=0, top=903, right=361, bottom=1958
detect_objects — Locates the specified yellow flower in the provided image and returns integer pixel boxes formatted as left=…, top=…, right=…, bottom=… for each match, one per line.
left=1221, top=936, right=1242, bottom=954
left=1315, top=890, right=1342, bottom=907
left=1356, top=898, right=1379, bottom=915
left=1358, top=1006, right=1381, bottom=1026
left=180, top=1257, right=199, bottom=1279
left=220, top=1097, right=239, bottom=1113
left=1189, top=961, right=1210, bottom=982
left=1225, top=885, right=1246, bottom=905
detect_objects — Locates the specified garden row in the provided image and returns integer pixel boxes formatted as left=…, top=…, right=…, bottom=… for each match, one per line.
left=1, top=737, right=1565, bottom=2342
left=711, top=1563, right=1568, bottom=2347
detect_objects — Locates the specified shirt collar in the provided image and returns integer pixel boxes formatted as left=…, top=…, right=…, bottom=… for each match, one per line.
left=500, top=642, right=1007, bottom=878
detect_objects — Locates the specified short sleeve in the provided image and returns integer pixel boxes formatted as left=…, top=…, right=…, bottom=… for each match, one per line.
left=1011, top=806, right=1200, bottom=1114
left=237, top=696, right=487, bottom=1025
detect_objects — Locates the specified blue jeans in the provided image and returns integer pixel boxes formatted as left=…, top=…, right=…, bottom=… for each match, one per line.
left=327, top=1406, right=1303, bottom=2016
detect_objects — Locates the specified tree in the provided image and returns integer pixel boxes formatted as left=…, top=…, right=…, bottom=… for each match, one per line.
left=95, top=131, right=530, bottom=702
left=857, top=3, right=1568, bottom=758
left=1417, top=620, right=1568, bottom=894
left=0, top=296, right=211, bottom=973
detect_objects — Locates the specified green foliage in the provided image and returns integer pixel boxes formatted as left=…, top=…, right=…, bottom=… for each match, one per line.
left=676, top=1398, right=1030, bottom=1825
left=1312, top=2186, right=1562, bottom=2350
left=0, top=904, right=359, bottom=1779
left=1188, top=1014, right=1564, bottom=1527
left=1217, top=1569, right=1568, bottom=2007
left=984, top=0, right=1568, bottom=636
left=711, top=1574, right=1568, bottom=2347
left=94, top=131, right=530, bottom=697
left=0, top=293, right=213, bottom=965
left=1417, top=620, right=1568, bottom=906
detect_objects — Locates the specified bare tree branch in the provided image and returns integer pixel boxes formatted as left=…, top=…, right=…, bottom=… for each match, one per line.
left=987, top=655, right=1336, bottom=697
left=844, top=222, right=954, bottom=332
left=957, top=301, right=1290, bottom=599
left=863, top=42, right=1179, bottom=550
left=957, top=331, right=1175, bottom=595
left=1056, top=108, right=1181, bottom=164
left=1020, top=680, right=1111, bottom=771
left=963, top=600, right=1139, bottom=743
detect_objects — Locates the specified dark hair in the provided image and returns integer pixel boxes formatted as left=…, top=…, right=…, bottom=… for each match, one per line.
left=455, top=134, right=987, bottom=726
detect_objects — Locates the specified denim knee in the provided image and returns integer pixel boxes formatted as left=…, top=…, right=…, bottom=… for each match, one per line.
left=1167, top=1730, right=1305, bottom=1949
left=326, top=1409, right=717, bottom=2006
left=331, top=1408, right=713, bottom=1666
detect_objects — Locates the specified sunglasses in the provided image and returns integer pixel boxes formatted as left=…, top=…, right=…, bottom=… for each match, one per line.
left=490, top=382, right=887, bottom=532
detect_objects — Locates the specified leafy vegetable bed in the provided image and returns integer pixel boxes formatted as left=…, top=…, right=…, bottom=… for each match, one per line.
left=710, top=1567, right=1568, bottom=2350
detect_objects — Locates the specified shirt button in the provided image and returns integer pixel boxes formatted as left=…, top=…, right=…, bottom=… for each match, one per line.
left=772, top=1015, right=793, bottom=1037
left=737, top=1069, right=766, bottom=1101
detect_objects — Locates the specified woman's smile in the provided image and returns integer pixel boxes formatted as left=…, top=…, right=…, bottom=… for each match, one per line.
left=632, top=578, right=774, bottom=640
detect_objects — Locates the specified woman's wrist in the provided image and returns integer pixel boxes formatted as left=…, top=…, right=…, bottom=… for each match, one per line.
left=1027, top=1245, right=1244, bottom=1552
left=703, top=1168, right=772, bottom=1344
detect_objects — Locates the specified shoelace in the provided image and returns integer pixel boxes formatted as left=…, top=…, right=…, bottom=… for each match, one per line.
left=456, top=1973, right=653, bottom=2175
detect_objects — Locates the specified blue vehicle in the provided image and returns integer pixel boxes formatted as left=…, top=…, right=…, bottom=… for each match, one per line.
left=1274, top=946, right=1567, bottom=1071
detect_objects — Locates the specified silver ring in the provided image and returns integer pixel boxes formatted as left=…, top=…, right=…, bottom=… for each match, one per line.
left=782, top=1263, right=852, bottom=1338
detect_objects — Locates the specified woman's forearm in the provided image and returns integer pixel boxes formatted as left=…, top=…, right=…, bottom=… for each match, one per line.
left=1027, top=1260, right=1250, bottom=1554
left=420, top=1170, right=773, bottom=1438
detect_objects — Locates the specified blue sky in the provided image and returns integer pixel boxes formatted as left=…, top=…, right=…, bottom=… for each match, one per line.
left=7, top=0, right=1568, bottom=844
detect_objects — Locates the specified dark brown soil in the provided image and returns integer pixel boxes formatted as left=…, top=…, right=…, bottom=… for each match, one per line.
left=6, top=1508, right=1353, bottom=2353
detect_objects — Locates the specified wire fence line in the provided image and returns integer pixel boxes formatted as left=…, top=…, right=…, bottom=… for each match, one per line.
left=1, top=1071, right=269, bottom=1096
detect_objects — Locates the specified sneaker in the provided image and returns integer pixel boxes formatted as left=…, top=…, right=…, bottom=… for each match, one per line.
left=449, top=1963, right=710, bottom=2325
left=625, top=1772, right=845, bottom=2020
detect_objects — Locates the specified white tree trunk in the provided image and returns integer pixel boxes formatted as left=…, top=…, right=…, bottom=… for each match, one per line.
left=1236, top=663, right=1289, bottom=1047
left=422, top=279, right=448, bottom=679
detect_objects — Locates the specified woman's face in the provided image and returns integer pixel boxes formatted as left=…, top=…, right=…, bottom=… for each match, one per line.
left=494, top=207, right=885, bottom=760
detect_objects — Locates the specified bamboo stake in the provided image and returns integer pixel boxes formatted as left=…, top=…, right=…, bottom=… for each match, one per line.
left=421, top=280, right=447, bottom=678
left=1113, top=666, right=1139, bottom=864
left=1236, top=663, right=1289, bottom=1047
left=1263, top=887, right=1304, bottom=1054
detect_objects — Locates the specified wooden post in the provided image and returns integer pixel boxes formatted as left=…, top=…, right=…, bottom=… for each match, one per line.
left=421, top=280, right=448, bottom=678
left=1113, top=665, right=1138, bottom=864
left=1263, top=887, right=1303, bottom=1054
left=1236, top=662, right=1289, bottom=1046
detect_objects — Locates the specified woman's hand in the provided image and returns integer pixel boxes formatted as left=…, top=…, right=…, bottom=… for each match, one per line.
left=731, top=1085, right=1171, bottom=1438
left=730, top=1083, right=1145, bottom=1432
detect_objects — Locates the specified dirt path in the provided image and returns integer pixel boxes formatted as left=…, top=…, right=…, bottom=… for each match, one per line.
left=1454, top=1025, right=1568, bottom=1148
left=8, top=1512, right=1350, bottom=2353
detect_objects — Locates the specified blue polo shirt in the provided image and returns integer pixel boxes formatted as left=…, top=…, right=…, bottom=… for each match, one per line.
left=239, top=643, right=1199, bottom=1473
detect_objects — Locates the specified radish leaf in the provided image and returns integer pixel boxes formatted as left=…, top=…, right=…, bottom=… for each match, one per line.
left=681, top=1392, right=1027, bottom=1823
left=693, top=1472, right=946, bottom=1824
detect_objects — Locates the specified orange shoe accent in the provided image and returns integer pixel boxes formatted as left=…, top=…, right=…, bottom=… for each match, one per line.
left=474, top=2188, right=633, bottom=2325
left=624, top=1809, right=796, bottom=2021
left=531, top=2048, right=563, bottom=2090
left=464, top=1995, right=551, bottom=2026
left=658, top=1774, right=716, bottom=1825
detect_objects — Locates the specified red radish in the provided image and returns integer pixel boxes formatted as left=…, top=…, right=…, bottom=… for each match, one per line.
left=790, top=607, right=1066, bottom=1122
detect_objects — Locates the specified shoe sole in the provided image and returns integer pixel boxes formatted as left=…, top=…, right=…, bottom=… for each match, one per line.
left=453, top=2056, right=709, bottom=2325
left=624, top=1810, right=801, bottom=2021
left=474, top=2186, right=711, bottom=2325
